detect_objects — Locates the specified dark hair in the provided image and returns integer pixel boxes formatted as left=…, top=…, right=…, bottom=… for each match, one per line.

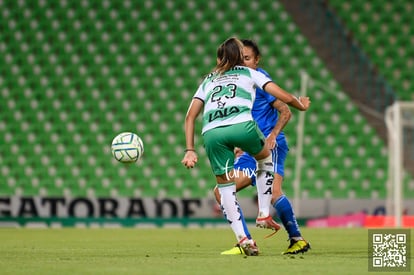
left=214, top=37, right=244, bottom=74
left=241, top=39, right=261, bottom=57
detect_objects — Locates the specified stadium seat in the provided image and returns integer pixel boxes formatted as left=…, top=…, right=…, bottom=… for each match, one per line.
left=328, top=0, right=413, bottom=100
left=0, top=0, right=410, bottom=202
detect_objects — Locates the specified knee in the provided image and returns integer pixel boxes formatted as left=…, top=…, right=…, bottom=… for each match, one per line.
left=257, top=154, right=273, bottom=173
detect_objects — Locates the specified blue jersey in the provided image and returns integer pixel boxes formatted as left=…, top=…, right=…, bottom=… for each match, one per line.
left=234, top=67, right=289, bottom=180
left=252, top=68, right=286, bottom=144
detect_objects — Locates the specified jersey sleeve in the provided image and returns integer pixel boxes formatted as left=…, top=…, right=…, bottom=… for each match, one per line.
left=251, top=68, right=272, bottom=91
left=193, top=80, right=206, bottom=102
left=257, top=67, right=271, bottom=79
left=256, top=68, right=276, bottom=104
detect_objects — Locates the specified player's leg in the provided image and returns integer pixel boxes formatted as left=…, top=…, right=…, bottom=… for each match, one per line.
left=272, top=173, right=301, bottom=239
left=221, top=120, right=278, bottom=255
left=253, top=149, right=281, bottom=234
left=216, top=175, right=258, bottom=256
left=271, top=141, right=310, bottom=254
left=216, top=153, right=256, bottom=255
left=214, top=170, right=252, bottom=242
left=214, top=151, right=257, bottom=205
left=204, top=125, right=258, bottom=256
left=234, top=121, right=280, bottom=234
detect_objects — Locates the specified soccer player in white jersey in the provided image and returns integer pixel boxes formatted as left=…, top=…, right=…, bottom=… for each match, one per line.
left=182, top=37, right=310, bottom=256
left=215, top=39, right=310, bottom=255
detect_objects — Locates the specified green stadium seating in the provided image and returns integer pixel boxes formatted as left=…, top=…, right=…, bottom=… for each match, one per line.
left=0, top=0, right=412, bottom=201
left=328, top=0, right=414, bottom=101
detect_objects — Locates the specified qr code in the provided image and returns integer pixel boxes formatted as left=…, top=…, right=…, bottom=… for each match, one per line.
left=369, top=229, right=411, bottom=272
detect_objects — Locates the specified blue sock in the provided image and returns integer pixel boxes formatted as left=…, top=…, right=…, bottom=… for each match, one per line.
left=273, top=195, right=301, bottom=239
left=239, top=205, right=252, bottom=240
left=220, top=201, right=251, bottom=240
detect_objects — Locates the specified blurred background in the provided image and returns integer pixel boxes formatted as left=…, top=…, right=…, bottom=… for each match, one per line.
left=0, top=0, right=413, bottom=227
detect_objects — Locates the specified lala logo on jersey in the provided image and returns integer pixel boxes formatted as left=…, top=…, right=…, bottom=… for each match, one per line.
left=208, top=105, right=240, bottom=122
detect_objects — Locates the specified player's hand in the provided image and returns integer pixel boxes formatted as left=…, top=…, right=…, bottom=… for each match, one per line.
left=182, top=151, right=198, bottom=168
left=234, top=147, right=244, bottom=158
left=265, top=134, right=277, bottom=150
left=299, top=96, right=311, bottom=110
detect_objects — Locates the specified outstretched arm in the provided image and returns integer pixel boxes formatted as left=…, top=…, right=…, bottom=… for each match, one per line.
left=182, top=98, right=203, bottom=168
left=263, top=82, right=310, bottom=111
left=266, top=99, right=291, bottom=150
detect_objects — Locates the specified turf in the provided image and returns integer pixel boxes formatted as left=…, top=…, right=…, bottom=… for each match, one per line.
left=0, top=227, right=412, bottom=274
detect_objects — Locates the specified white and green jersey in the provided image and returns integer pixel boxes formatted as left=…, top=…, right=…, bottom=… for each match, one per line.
left=193, top=66, right=272, bottom=134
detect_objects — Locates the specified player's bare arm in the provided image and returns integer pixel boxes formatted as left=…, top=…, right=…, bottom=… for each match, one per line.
left=263, top=82, right=311, bottom=111
left=182, top=98, right=203, bottom=168
left=265, top=99, right=291, bottom=150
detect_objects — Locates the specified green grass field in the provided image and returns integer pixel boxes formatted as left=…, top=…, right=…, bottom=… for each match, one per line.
left=0, top=227, right=412, bottom=274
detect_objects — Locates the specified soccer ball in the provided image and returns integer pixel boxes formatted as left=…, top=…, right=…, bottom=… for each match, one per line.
left=111, top=132, right=144, bottom=163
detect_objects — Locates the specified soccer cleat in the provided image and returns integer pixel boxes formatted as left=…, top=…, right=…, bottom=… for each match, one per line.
left=239, top=237, right=259, bottom=256
left=220, top=244, right=245, bottom=255
left=283, top=239, right=311, bottom=255
left=256, top=216, right=281, bottom=238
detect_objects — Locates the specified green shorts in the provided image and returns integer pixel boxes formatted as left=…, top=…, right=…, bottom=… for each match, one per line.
left=203, top=120, right=265, bottom=175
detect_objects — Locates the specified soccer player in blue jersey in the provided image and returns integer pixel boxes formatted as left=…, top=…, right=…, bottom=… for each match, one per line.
left=182, top=37, right=310, bottom=256
left=214, top=39, right=310, bottom=255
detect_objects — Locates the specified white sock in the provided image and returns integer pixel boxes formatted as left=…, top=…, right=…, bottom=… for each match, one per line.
left=218, top=183, right=246, bottom=242
left=256, top=156, right=274, bottom=218
left=256, top=171, right=273, bottom=217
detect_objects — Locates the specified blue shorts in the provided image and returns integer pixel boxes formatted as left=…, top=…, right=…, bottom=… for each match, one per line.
left=234, top=137, right=288, bottom=186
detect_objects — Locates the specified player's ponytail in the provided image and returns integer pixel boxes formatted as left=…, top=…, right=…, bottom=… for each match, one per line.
left=214, top=37, right=244, bottom=74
